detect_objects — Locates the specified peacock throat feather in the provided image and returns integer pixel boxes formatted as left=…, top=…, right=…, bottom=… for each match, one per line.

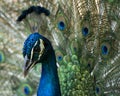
left=37, top=43, right=61, bottom=96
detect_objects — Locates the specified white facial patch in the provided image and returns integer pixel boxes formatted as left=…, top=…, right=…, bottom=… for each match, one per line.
left=38, top=39, right=45, bottom=60
left=30, top=41, right=38, bottom=60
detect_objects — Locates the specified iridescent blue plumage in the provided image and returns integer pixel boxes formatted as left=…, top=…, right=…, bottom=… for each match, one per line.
left=82, top=27, right=89, bottom=36
left=101, top=45, right=108, bottom=55
left=23, top=32, right=61, bottom=96
left=58, top=21, right=65, bottom=31
left=0, top=51, right=5, bottom=63
left=24, top=86, right=30, bottom=95
left=23, top=33, right=42, bottom=57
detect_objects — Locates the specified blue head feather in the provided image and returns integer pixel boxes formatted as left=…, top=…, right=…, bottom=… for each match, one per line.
left=23, top=32, right=41, bottom=58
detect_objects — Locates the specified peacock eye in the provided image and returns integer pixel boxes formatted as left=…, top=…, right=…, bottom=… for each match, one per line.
left=82, top=27, right=89, bottom=36
left=95, top=87, right=100, bottom=94
left=57, top=55, right=63, bottom=61
left=0, top=51, right=5, bottom=63
left=27, top=54, right=31, bottom=59
left=24, top=86, right=30, bottom=95
left=34, top=46, right=41, bottom=53
left=101, top=45, right=108, bottom=55
left=58, top=21, right=65, bottom=31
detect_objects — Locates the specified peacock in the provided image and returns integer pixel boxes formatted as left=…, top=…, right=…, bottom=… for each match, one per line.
left=0, top=0, right=120, bottom=96
left=17, top=6, right=62, bottom=96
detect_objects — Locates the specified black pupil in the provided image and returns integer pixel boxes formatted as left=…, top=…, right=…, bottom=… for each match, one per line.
left=60, top=21, right=65, bottom=27
left=103, top=46, right=107, bottom=53
left=84, top=27, right=88, bottom=32
left=84, top=27, right=88, bottom=34
left=34, top=46, right=40, bottom=52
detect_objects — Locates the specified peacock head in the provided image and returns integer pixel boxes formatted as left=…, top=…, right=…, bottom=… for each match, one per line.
left=23, top=32, right=51, bottom=77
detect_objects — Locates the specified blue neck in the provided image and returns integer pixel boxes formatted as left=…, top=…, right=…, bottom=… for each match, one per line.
left=37, top=49, right=61, bottom=96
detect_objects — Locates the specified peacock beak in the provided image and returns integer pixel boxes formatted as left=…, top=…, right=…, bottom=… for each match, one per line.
left=24, top=55, right=36, bottom=77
